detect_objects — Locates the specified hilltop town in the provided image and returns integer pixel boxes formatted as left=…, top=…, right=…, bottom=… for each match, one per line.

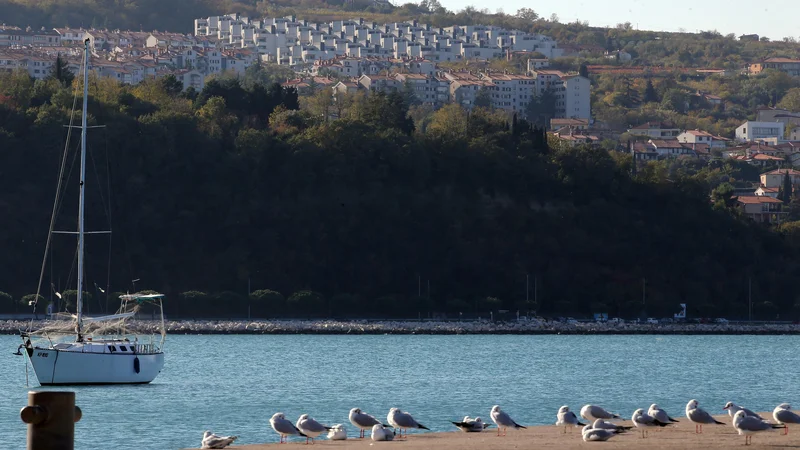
left=1, top=12, right=800, bottom=226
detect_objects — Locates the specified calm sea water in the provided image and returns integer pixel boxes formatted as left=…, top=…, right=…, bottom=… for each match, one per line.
left=0, top=334, right=797, bottom=449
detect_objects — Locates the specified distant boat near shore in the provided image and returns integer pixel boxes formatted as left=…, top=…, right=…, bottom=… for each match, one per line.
left=15, top=38, right=166, bottom=386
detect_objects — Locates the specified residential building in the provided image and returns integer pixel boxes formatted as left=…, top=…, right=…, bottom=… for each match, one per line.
left=481, top=72, right=536, bottom=114
left=0, top=28, right=61, bottom=47
left=604, top=50, right=631, bottom=62
left=677, top=130, right=728, bottom=150
left=754, top=186, right=779, bottom=198
left=627, top=122, right=680, bottom=138
left=550, top=118, right=589, bottom=131
left=632, top=142, right=658, bottom=161
left=551, top=129, right=600, bottom=148
left=735, top=121, right=786, bottom=142
left=760, top=168, right=800, bottom=188
left=648, top=139, right=694, bottom=158
left=735, top=196, right=786, bottom=223
left=560, top=75, right=591, bottom=120
left=357, top=74, right=401, bottom=93
left=748, top=57, right=800, bottom=77
left=395, top=73, right=447, bottom=106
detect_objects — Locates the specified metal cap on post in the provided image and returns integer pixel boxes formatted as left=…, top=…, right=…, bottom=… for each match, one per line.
left=20, top=391, right=82, bottom=450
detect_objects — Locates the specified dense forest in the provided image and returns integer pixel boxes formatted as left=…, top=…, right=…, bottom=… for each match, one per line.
left=2, top=65, right=800, bottom=321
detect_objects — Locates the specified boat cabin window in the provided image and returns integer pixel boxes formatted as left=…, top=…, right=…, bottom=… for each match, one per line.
left=120, top=346, right=127, bottom=351
left=109, top=345, right=117, bottom=352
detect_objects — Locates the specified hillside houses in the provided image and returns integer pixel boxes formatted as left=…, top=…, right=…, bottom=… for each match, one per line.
left=194, top=15, right=564, bottom=64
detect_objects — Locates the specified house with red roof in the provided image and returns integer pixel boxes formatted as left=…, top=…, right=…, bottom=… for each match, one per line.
left=735, top=196, right=786, bottom=223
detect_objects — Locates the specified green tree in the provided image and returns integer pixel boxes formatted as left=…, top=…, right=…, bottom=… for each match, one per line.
left=526, top=89, right=557, bottom=126
left=661, top=89, right=688, bottom=113
left=579, top=64, right=589, bottom=78
left=287, top=290, right=326, bottom=315
left=643, top=79, right=658, bottom=103
left=778, top=88, right=800, bottom=112
left=474, top=87, right=492, bottom=108
left=0, top=291, right=12, bottom=313
left=159, top=74, right=184, bottom=96
left=49, top=54, right=74, bottom=87
left=250, top=289, right=286, bottom=317
left=515, top=7, right=539, bottom=21
left=782, top=172, right=793, bottom=204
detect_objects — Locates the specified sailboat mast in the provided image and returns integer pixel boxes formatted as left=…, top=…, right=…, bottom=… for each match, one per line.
left=76, top=38, right=90, bottom=340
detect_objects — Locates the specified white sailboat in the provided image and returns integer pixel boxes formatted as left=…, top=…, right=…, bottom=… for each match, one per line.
left=17, top=39, right=166, bottom=385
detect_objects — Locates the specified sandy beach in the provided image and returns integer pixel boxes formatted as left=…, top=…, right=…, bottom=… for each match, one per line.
left=191, top=414, right=799, bottom=449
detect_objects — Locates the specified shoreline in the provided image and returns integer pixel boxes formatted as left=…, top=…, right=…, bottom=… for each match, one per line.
left=187, top=413, right=795, bottom=449
left=3, top=319, right=800, bottom=335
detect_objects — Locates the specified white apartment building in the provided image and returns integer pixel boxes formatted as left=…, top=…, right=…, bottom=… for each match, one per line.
left=677, top=130, right=728, bottom=150
left=529, top=70, right=591, bottom=120
left=193, top=15, right=562, bottom=65
left=560, top=75, right=591, bottom=120
left=481, top=73, right=536, bottom=113
left=736, top=121, right=786, bottom=142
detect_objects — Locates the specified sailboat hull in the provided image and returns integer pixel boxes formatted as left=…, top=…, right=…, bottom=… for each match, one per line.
left=28, top=348, right=164, bottom=385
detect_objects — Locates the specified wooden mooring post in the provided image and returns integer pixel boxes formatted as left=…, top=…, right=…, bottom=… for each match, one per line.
left=20, top=391, right=82, bottom=450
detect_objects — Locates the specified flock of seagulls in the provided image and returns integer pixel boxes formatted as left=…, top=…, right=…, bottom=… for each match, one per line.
left=574, top=400, right=799, bottom=446
left=199, top=400, right=800, bottom=448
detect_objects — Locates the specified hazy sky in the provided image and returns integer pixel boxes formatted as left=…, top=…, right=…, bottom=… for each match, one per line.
left=438, top=0, right=799, bottom=40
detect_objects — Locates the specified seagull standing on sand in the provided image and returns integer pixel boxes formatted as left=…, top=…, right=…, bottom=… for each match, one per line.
left=371, top=424, right=395, bottom=441
left=648, top=404, right=680, bottom=424
left=773, top=403, right=800, bottom=435
left=632, top=408, right=668, bottom=438
left=349, top=408, right=384, bottom=439
left=200, top=431, right=238, bottom=449
left=724, top=402, right=760, bottom=419
left=296, top=414, right=331, bottom=444
left=327, top=424, right=348, bottom=440
left=556, top=406, right=587, bottom=433
left=452, top=416, right=490, bottom=432
left=490, top=405, right=526, bottom=436
left=270, top=412, right=306, bottom=444
left=733, top=409, right=785, bottom=445
left=592, top=419, right=632, bottom=433
left=581, top=424, right=619, bottom=442
left=686, top=399, right=725, bottom=434
left=387, top=408, right=430, bottom=438
left=580, top=405, right=622, bottom=422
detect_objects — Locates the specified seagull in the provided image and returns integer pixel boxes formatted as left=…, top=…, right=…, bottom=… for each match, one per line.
left=349, top=408, right=384, bottom=439
left=270, top=412, right=306, bottom=444
left=648, top=404, right=679, bottom=424
left=686, top=399, right=725, bottom=433
left=773, top=404, right=800, bottom=435
left=201, top=431, right=238, bottom=449
left=371, top=424, right=395, bottom=441
left=326, top=424, right=348, bottom=440
left=733, top=409, right=784, bottom=445
left=582, top=424, right=619, bottom=442
left=296, top=414, right=331, bottom=444
left=632, top=408, right=669, bottom=438
left=452, top=416, right=491, bottom=432
left=490, top=405, right=526, bottom=436
left=556, top=406, right=586, bottom=433
left=724, top=402, right=760, bottom=419
left=387, top=408, right=429, bottom=438
left=592, top=419, right=632, bottom=433
left=580, top=404, right=622, bottom=421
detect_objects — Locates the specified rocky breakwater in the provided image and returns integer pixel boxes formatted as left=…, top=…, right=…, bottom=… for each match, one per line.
left=2, top=319, right=800, bottom=335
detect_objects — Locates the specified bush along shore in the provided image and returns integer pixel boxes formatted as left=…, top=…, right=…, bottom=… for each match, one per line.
left=3, top=319, right=800, bottom=335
